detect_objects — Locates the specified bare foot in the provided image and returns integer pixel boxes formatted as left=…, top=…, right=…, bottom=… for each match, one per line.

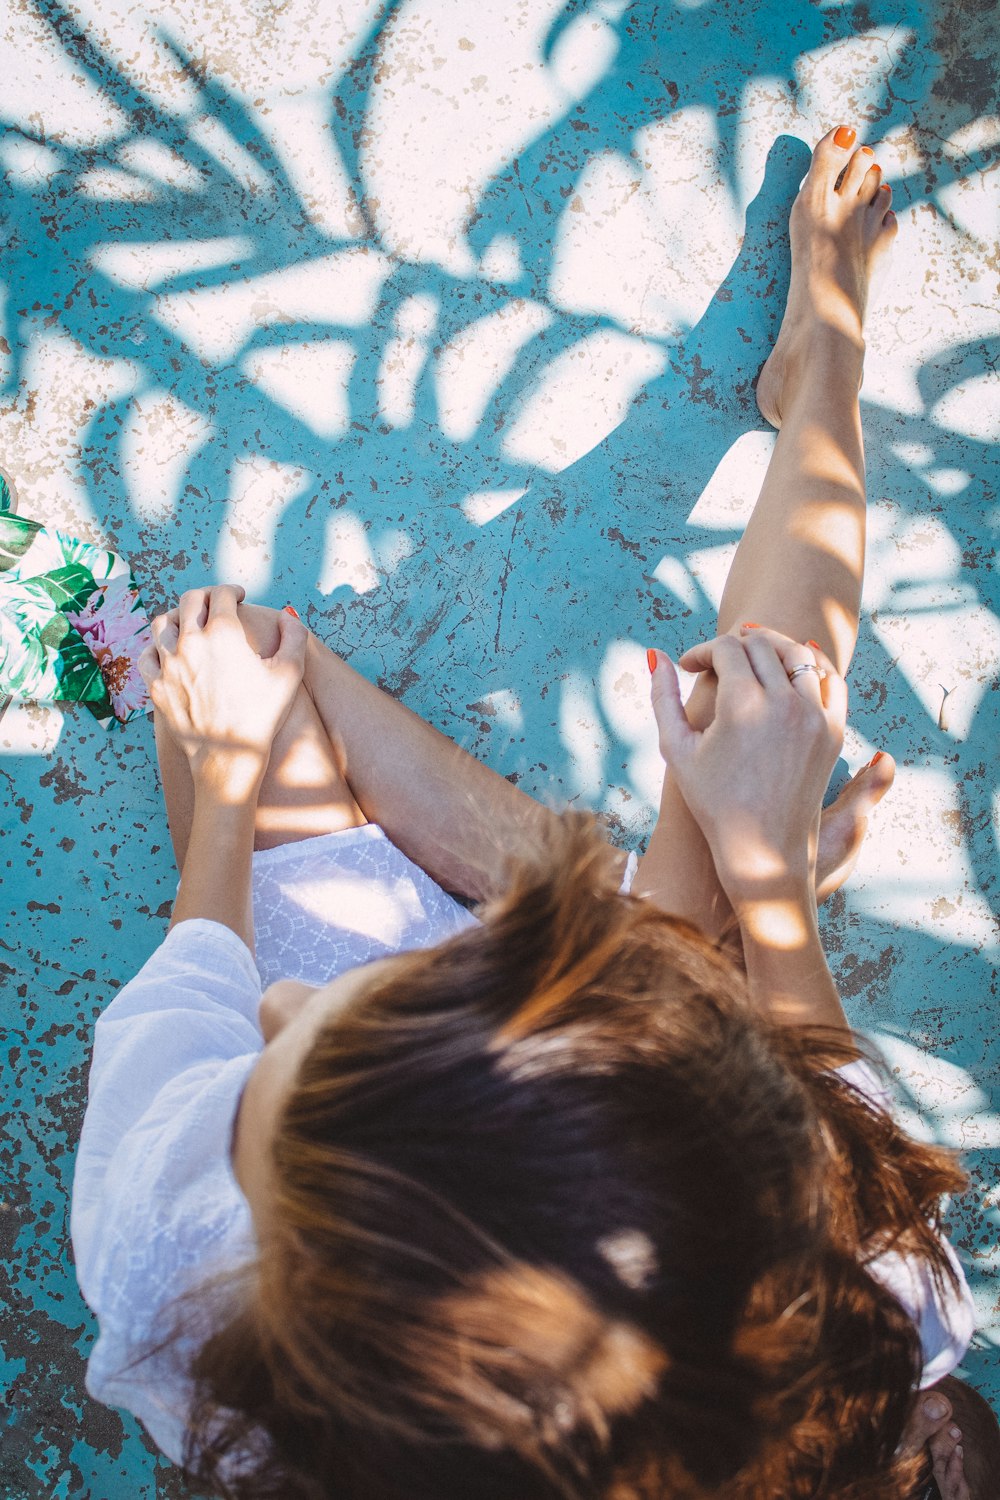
left=756, top=124, right=897, bottom=429
left=899, top=1388, right=968, bottom=1498
left=815, top=750, right=895, bottom=904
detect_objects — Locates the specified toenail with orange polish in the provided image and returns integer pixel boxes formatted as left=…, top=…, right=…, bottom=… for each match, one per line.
left=741, top=622, right=761, bottom=630
left=860, top=146, right=874, bottom=156
left=646, top=648, right=657, bottom=674
left=807, top=639, right=822, bottom=652
left=834, top=126, right=856, bottom=149
left=283, top=605, right=300, bottom=618
left=880, top=182, right=891, bottom=190
left=868, top=751, right=885, bottom=768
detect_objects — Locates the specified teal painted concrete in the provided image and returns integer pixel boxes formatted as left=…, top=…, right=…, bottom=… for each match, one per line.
left=1, top=1, right=998, bottom=1495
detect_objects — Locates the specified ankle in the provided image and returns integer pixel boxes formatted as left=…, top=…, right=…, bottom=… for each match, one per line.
left=778, top=327, right=865, bottom=410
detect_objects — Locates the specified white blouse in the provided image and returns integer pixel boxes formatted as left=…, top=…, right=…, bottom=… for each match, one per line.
left=71, top=827, right=976, bottom=1469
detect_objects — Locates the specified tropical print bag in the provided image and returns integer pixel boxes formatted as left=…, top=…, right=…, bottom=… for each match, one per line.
left=0, top=473, right=152, bottom=726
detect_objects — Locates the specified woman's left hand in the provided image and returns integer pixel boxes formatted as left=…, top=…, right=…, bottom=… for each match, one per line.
left=139, top=585, right=307, bottom=791
left=649, top=625, right=846, bottom=905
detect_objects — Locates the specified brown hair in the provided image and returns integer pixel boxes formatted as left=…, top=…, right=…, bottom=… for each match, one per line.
left=167, top=815, right=965, bottom=1499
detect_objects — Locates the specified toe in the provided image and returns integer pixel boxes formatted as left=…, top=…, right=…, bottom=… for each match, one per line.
left=861, top=160, right=883, bottom=203
left=859, top=748, right=896, bottom=801
left=812, top=124, right=858, bottom=185
left=839, top=145, right=879, bottom=197
left=900, top=1391, right=954, bottom=1458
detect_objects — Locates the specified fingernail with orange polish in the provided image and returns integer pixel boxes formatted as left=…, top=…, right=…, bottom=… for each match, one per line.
left=646, top=647, right=658, bottom=674
left=834, top=126, right=856, bottom=149
left=283, top=605, right=300, bottom=619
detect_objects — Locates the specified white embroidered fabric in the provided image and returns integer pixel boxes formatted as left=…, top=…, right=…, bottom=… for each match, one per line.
left=71, top=827, right=973, bottom=1473
left=251, top=824, right=480, bottom=988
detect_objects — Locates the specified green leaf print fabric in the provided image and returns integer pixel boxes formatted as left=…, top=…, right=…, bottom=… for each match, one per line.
left=0, top=502, right=152, bottom=726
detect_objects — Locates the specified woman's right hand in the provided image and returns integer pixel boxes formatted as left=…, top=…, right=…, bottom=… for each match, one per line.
left=648, top=626, right=846, bottom=906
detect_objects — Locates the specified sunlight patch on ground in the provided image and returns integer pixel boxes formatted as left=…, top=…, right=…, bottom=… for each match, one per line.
left=318, top=512, right=379, bottom=596
left=242, top=341, right=355, bottom=440
left=0, top=702, right=63, bottom=758
left=187, top=114, right=274, bottom=195
left=120, top=389, right=213, bottom=524
left=2, top=2, right=129, bottom=145
left=793, top=28, right=918, bottom=147
left=545, top=1, right=622, bottom=99
left=687, top=429, right=773, bottom=529
left=873, top=1034, right=998, bottom=1150
left=502, top=329, right=666, bottom=470
left=0, top=137, right=63, bottom=189
left=362, top=0, right=608, bottom=274
left=376, top=294, right=438, bottom=428
left=559, top=673, right=607, bottom=799
left=78, top=167, right=161, bottom=203
left=436, top=299, right=554, bottom=443
left=932, top=375, right=1000, bottom=444
left=478, top=235, right=522, bottom=284
left=115, top=139, right=206, bottom=194
left=598, top=640, right=664, bottom=807
left=549, top=106, right=742, bottom=336
left=684, top=541, right=739, bottom=615
left=849, top=765, right=999, bottom=951
left=0, top=329, right=137, bottom=537
left=153, top=247, right=392, bottom=364
left=217, top=457, right=313, bottom=596
left=91, top=238, right=253, bottom=289
left=461, top=488, right=528, bottom=525
left=867, top=511, right=1000, bottom=741
left=254, top=95, right=365, bottom=240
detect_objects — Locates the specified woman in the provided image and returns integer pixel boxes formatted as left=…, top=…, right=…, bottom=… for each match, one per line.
left=71, top=128, right=982, bottom=1497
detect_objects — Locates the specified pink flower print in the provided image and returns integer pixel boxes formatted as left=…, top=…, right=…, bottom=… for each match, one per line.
left=66, top=581, right=152, bottom=720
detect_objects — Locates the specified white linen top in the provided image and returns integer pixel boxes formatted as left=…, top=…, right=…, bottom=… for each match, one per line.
left=71, top=826, right=976, bottom=1469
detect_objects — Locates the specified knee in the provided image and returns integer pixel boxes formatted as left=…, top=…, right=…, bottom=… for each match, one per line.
left=236, top=602, right=285, bottom=658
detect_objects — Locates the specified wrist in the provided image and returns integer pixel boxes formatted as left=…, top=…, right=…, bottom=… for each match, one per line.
left=191, top=747, right=267, bottom=803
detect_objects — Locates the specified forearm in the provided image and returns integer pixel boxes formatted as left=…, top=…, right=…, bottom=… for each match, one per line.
left=733, top=879, right=849, bottom=1034
left=169, top=760, right=263, bottom=950
left=301, top=631, right=555, bottom=901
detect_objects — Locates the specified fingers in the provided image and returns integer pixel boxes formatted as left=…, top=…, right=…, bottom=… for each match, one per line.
left=150, top=612, right=179, bottom=654
left=808, top=639, right=848, bottom=731
left=137, top=642, right=161, bottom=688
left=178, top=589, right=211, bottom=635
left=741, top=630, right=815, bottom=695
left=177, top=585, right=247, bottom=635
left=679, top=628, right=828, bottom=703
left=648, top=650, right=698, bottom=765
left=206, top=584, right=246, bottom=622
left=270, top=608, right=308, bottom=670
left=676, top=632, right=762, bottom=685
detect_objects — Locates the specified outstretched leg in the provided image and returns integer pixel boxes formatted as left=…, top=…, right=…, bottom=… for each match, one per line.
left=635, top=125, right=898, bottom=933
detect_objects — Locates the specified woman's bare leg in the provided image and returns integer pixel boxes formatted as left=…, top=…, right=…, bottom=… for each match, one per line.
left=222, top=606, right=558, bottom=903
left=635, top=125, right=898, bottom=932
left=155, top=601, right=557, bottom=900
left=155, top=623, right=368, bottom=869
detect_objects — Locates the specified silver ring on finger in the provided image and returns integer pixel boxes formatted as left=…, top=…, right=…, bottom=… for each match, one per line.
left=787, top=662, right=827, bottom=683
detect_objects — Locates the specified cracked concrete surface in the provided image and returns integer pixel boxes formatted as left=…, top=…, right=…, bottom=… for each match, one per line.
left=1, top=1, right=998, bottom=1494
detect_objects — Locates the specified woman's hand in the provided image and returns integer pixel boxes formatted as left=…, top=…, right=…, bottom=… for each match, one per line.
left=139, top=585, right=307, bottom=797
left=649, top=626, right=846, bottom=907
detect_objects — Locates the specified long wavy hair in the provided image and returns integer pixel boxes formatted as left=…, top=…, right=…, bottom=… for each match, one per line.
left=161, top=815, right=964, bottom=1499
